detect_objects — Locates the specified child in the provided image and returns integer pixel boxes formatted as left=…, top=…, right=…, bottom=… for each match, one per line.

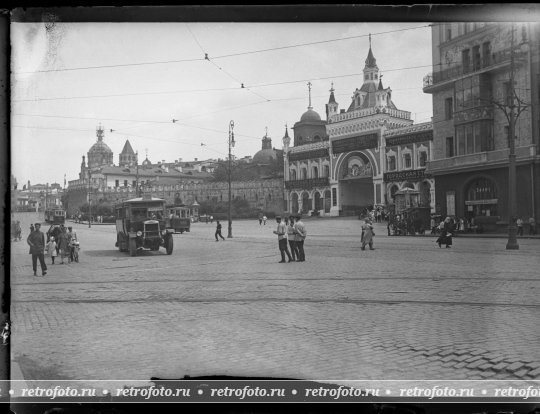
left=46, top=236, right=58, bottom=264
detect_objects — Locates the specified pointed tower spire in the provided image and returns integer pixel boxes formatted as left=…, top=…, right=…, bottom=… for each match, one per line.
left=328, top=82, right=337, bottom=104
left=282, top=123, right=290, bottom=150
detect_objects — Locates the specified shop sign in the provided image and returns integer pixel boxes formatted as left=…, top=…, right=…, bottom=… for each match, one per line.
left=288, top=148, right=329, bottom=161
left=332, top=133, right=378, bottom=154
left=385, top=131, right=433, bottom=146
left=384, top=169, right=431, bottom=182
left=465, top=198, right=498, bottom=205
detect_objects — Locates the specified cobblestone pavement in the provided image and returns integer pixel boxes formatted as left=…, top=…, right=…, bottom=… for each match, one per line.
left=9, top=213, right=540, bottom=388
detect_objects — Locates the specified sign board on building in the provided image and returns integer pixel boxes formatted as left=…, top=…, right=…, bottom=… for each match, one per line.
left=288, top=148, right=329, bottom=161
left=383, top=169, right=431, bottom=182
left=332, top=133, right=378, bottom=154
left=385, top=131, right=433, bottom=146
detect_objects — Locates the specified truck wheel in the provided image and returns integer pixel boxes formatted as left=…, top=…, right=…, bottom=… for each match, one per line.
left=166, top=235, right=173, bottom=255
left=129, top=238, right=137, bottom=256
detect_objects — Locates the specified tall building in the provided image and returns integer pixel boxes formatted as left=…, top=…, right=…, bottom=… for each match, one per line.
left=284, top=43, right=431, bottom=216
left=423, top=23, right=540, bottom=226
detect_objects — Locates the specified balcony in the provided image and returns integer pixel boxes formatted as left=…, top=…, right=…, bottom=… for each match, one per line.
left=284, top=177, right=329, bottom=190
left=426, top=144, right=537, bottom=174
left=423, top=47, right=528, bottom=93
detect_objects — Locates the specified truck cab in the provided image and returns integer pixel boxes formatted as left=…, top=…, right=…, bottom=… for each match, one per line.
left=114, top=195, right=174, bottom=256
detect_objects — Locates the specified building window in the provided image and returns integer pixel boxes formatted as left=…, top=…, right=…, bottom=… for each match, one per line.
left=456, top=121, right=494, bottom=155
left=301, top=168, right=307, bottom=180
left=445, top=97, right=453, bottom=120
left=332, top=188, right=337, bottom=206
left=124, top=180, right=128, bottom=187
left=472, top=45, right=481, bottom=71
left=324, top=165, right=330, bottom=178
left=387, top=156, right=396, bottom=171
left=446, top=137, right=455, bottom=158
left=455, top=75, right=490, bottom=111
left=290, top=169, right=297, bottom=180
left=115, top=180, right=119, bottom=188
left=312, top=166, right=318, bottom=178
left=462, top=49, right=471, bottom=73
left=403, top=153, right=412, bottom=169
left=132, top=180, right=136, bottom=187
left=482, top=41, right=491, bottom=66
left=419, top=151, right=428, bottom=167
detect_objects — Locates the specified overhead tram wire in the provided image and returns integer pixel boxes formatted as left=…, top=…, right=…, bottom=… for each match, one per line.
left=13, top=63, right=437, bottom=103
left=13, top=24, right=432, bottom=76
left=187, top=23, right=271, bottom=103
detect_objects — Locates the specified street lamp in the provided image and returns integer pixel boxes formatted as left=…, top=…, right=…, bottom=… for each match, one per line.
left=88, top=170, right=92, bottom=228
left=228, top=120, right=235, bottom=238
left=491, top=24, right=530, bottom=250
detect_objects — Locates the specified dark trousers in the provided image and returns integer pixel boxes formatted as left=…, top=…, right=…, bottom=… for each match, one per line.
left=215, top=230, right=225, bottom=240
left=517, top=226, right=524, bottom=236
left=32, top=253, right=47, bottom=273
left=530, top=225, right=537, bottom=235
left=296, top=240, right=305, bottom=261
left=278, top=239, right=292, bottom=261
left=288, top=239, right=298, bottom=261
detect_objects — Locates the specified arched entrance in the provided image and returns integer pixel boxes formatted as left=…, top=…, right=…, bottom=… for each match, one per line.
left=324, top=190, right=331, bottom=213
left=338, top=152, right=374, bottom=216
left=314, top=192, right=322, bottom=212
left=464, top=177, right=498, bottom=219
left=301, top=192, right=311, bottom=214
left=291, top=193, right=299, bottom=214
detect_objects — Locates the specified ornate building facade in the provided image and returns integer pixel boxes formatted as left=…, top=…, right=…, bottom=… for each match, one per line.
left=284, top=44, right=432, bottom=216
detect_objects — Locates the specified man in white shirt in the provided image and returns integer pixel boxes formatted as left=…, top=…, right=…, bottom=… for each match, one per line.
left=273, top=216, right=292, bottom=263
left=293, top=215, right=307, bottom=262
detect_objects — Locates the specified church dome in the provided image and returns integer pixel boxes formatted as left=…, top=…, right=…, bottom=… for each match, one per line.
left=300, top=108, right=322, bottom=122
left=253, top=148, right=277, bottom=164
left=89, top=140, right=113, bottom=155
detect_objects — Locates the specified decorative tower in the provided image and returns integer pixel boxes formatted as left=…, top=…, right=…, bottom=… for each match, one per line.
left=282, top=124, right=291, bottom=151
left=119, top=139, right=136, bottom=167
left=363, top=34, right=380, bottom=84
left=325, top=82, right=339, bottom=120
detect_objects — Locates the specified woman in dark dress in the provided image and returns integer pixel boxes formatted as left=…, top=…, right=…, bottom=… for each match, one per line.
left=436, top=217, right=453, bottom=248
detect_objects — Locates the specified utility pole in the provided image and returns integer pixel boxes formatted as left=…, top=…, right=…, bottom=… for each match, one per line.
left=135, top=151, right=140, bottom=197
left=228, top=120, right=235, bottom=238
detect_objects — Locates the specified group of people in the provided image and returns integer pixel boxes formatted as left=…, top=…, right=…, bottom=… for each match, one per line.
left=435, top=217, right=454, bottom=248
left=258, top=213, right=268, bottom=226
left=516, top=216, right=537, bottom=236
left=273, top=215, right=307, bottom=263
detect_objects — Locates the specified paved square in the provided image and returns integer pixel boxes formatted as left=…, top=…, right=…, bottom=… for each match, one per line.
left=10, top=213, right=540, bottom=387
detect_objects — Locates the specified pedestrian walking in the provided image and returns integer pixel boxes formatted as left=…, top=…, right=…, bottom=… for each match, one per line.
left=27, top=223, right=47, bottom=276
left=57, top=227, right=69, bottom=264
left=46, top=236, right=58, bottom=265
left=67, top=226, right=77, bottom=262
left=210, top=215, right=214, bottom=223
left=529, top=217, right=537, bottom=235
left=263, top=215, right=267, bottom=225
left=361, top=218, right=375, bottom=250
left=287, top=216, right=298, bottom=262
left=516, top=217, right=524, bottom=236
left=258, top=213, right=263, bottom=226
left=293, top=215, right=307, bottom=262
left=215, top=220, right=225, bottom=241
left=273, top=216, right=293, bottom=263
left=436, top=217, right=453, bottom=248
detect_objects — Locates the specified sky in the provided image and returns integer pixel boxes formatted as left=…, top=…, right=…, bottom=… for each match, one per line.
left=11, top=21, right=434, bottom=187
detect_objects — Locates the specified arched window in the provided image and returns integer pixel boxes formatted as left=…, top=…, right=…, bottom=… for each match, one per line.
left=301, top=168, right=307, bottom=180
left=403, top=153, right=412, bottom=169
left=290, top=169, right=297, bottom=180
left=388, top=156, right=396, bottom=171
left=312, top=166, right=318, bottom=178
left=313, top=135, right=321, bottom=142
left=419, top=151, right=428, bottom=167
left=324, top=165, right=330, bottom=178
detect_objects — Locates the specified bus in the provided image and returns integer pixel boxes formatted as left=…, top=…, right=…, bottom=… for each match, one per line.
left=45, top=208, right=66, bottom=224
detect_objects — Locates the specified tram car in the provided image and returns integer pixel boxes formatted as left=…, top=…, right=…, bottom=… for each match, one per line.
left=166, top=205, right=191, bottom=233
left=45, top=208, right=66, bottom=224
